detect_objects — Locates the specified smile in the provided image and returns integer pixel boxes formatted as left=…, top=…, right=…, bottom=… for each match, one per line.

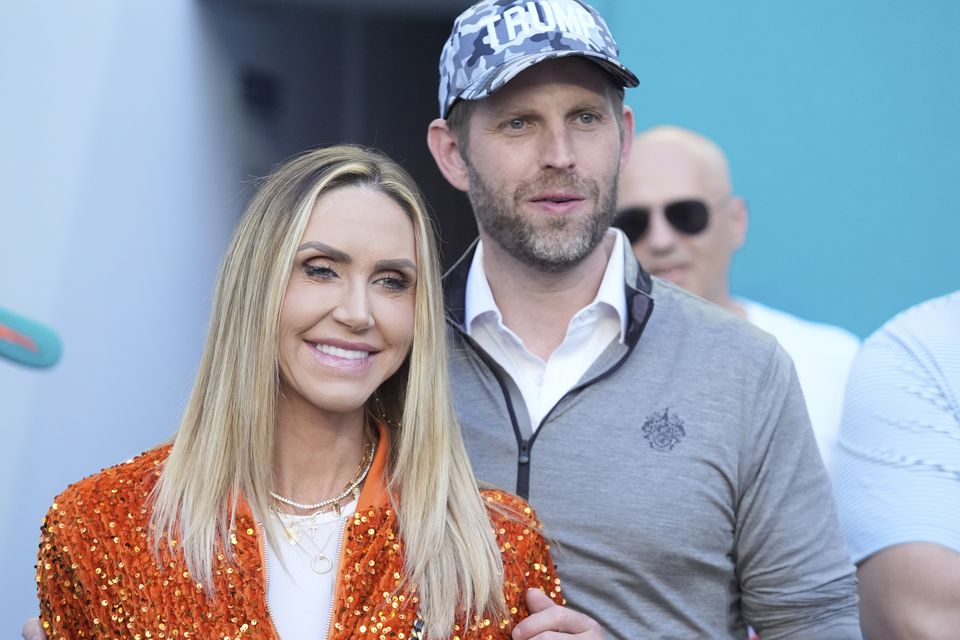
left=314, top=343, right=371, bottom=360
left=306, top=341, right=378, bottom=373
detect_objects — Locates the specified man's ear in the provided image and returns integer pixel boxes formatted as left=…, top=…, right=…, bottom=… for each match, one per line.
left=618, top=105, right=635, bottom=174
left=426, top=119, right=470, bottom=193
left=730, top=196, right=749, bottom=251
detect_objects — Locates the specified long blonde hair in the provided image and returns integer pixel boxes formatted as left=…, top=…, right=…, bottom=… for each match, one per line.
left=151, top=145, right=505, bottom=636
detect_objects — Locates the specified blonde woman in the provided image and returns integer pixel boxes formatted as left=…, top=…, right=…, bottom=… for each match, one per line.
left=35, top=145, right=561, bottom=639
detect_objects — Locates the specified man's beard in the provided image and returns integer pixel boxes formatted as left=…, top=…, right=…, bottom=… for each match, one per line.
left=465, top=163, right=619, bottom=273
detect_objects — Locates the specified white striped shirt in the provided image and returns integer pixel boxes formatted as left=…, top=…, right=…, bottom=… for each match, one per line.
left=833, top=290, right=960, bottom=563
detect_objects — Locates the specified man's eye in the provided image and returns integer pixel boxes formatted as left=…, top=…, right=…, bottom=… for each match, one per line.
left=507, top=118, right=526, bottom=130
left=577, top=113, right=597, bottom=125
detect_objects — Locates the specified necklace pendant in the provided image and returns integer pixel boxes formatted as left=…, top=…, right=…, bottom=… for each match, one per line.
left=281, top=526, right=301, bottom=545
left=333, top=501, right=342, bottom=517
left=311, top=553, right=334, bottom=574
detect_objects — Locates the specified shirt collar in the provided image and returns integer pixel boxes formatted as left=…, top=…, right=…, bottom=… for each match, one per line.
left=464, top=240, right=501, bottom=333
left=463, top=230, right=629, bottom=340
left=596, top=230, right=629, bottom=340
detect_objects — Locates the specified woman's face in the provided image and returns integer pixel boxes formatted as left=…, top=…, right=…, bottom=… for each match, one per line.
left=277, top=185, right=417, bottom=421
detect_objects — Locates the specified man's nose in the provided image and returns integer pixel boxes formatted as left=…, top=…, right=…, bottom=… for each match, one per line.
left=540, top=124, right=575, bottom=170
left=645, top=209, right=680, bottom=253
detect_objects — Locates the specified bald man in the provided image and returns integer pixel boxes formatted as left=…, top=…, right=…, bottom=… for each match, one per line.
left=615, top=125, right=859, bottom=470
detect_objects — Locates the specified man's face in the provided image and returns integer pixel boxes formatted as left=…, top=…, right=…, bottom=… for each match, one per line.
left=459, top=58, right=630, bottom=273
left=618, top=139, right=745, bottom=303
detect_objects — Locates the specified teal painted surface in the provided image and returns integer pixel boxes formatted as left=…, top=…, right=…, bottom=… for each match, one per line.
left=609, top=1, right=960, bottom=337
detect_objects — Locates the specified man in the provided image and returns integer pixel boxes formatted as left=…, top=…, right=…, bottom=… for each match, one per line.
left=833, top=290, right=960, bottom=639
left=428, top=0, right=859, bottom=638
left=615, top=125, right=860, bottom=469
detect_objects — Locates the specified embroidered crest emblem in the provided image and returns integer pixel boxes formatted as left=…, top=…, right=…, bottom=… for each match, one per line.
left=641, top=408, right=686, bottom=451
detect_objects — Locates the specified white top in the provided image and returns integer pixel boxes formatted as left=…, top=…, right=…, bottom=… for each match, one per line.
left=832, top=290, right=960, bottom=563
left=465, top=231, right=628, bottom=430
left=741, top=299, right=860, bottom=470
left=264, top=497, right=357, bottom=640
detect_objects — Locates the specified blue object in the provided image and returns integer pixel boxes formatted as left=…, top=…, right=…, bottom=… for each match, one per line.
left=0, top=307, right=62, bottom=368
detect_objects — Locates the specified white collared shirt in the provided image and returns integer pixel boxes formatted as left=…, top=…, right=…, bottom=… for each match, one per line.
left=464, top=230, right=628, bottom=430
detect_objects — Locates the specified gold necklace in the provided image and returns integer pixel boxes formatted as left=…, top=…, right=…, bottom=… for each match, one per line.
left=272, top=507, right=351, bottom=574
left=270, top=439, right=375, bottom=515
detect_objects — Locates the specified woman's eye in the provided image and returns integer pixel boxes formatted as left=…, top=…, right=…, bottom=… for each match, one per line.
left=377, top=274, right=413, bottom=292
left=304, top=263, right=337, bottom=279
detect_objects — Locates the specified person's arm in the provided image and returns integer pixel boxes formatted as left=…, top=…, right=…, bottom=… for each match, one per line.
left=858, top=543, right=960, bottom=639
left=833, top=306, right=960, bottom=639
left=507, top=518, right=601, bottom=640
left=486, top=492, right=603, bottom=639
left=35, top=500, right=94, bottom=639
left=736, top=344, right=861, bottom=638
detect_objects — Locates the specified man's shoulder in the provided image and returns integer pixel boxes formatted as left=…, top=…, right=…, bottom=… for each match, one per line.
left=853, top=290, right=960, bottom=394
left=873, top=289, right=960, bottom=348
left=741, top=298, right=860, bottom=353
left=649, top=279, right=778, bottom=348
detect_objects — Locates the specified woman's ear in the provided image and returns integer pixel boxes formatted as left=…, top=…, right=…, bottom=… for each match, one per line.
left=426, top=119, right=470, bottom=193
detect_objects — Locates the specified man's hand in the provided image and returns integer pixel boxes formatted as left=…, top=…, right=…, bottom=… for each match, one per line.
left=21, top=618, right=45, bottom=640
left=511, top=588, right=605, bottom=639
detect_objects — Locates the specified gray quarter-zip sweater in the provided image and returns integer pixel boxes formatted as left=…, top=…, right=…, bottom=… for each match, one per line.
left=443, top=236, right=860, bottom=639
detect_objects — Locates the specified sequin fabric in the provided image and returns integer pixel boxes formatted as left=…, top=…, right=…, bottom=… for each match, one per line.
left=36, top=446, right=562, bottom=639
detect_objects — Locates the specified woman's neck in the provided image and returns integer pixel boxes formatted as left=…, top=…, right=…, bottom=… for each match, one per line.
left=272, top=400, right=370, bottom=511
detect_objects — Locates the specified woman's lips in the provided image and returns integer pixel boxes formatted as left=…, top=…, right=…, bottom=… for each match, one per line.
left=307, top=341, right=377, bottom=373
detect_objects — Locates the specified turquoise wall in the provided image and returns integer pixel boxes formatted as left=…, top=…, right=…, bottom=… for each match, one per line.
left=606, top=1, right=959, bottom=337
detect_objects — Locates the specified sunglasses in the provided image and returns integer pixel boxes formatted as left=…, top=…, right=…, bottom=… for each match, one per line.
left=613, top=199, right=710, bottom=243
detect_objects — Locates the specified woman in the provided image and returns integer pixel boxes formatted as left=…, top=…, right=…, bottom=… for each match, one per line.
left=35, top=145, right=561, bottom=639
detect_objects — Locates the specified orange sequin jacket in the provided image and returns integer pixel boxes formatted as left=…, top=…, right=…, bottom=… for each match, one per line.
left=36, top=431, right=562, bottom=639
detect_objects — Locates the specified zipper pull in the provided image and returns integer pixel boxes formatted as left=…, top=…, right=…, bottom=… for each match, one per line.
left=518, top=439, right=531, bottom=465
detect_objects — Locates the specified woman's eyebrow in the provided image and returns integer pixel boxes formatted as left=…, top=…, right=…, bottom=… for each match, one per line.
left=375, top=258, right=417, bottom=272
left=297, top=241, right=351, bottom=263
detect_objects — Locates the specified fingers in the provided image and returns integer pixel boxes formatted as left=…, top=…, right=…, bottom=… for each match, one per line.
left=21, top=618, right=47, bottom=640
left=525, top=587, right=556, bottom=613
left=511, top=589, right=604, bottom=640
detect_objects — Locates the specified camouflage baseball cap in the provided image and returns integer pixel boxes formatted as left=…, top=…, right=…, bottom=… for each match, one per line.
left=438, top=0, right=638, bottom=118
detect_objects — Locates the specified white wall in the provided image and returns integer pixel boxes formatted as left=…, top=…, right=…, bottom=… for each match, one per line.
left=0, top=1, right=243, bottom=624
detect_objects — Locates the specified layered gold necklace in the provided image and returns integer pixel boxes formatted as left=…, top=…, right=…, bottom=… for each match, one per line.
left=269, top=439, right=377, bottom=574
left=270, top=439, right=376, bottom=515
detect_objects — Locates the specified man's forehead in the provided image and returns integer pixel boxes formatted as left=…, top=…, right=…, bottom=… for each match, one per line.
left=630, top=129, right=732, bottom=194
left=472, top=57, right=618, bottom=111
left=622, top=143, right=717, bottom=202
